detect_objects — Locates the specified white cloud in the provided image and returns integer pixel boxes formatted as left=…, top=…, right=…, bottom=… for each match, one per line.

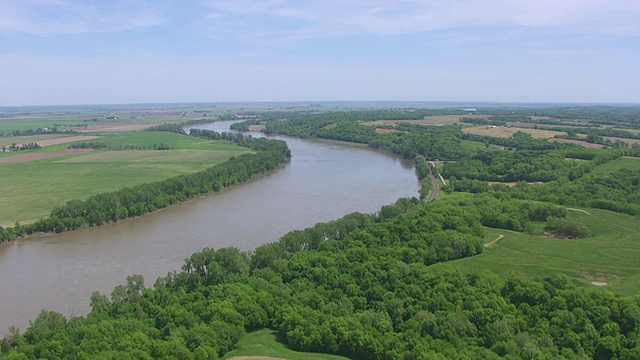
left=203, top=0, right=640, bottom=40
left=0, top=0, right=165, bottom=36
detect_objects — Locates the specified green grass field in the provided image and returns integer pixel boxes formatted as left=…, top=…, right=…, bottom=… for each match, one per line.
left=0, top=132, right=252, bottom=227
left=222, top=329, right=349, bottom=360
left=592, top=156, right=640, bottom=174
left=443, top=207, right=640, bottom=296
left=0, top=119, right=78, bottom=133
left=460, top=139, right=488, bottom=151
left=94, top=131, right=244, bottom=151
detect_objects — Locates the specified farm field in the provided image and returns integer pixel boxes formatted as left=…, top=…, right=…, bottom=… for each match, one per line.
left=462, top=126, right=565, bottom=139
left=0, top=134, right=77, bottom=147
left=0, top=106, right=217, bottom=134
left=443, top=207, right=640, bottom=296
left=382, top=114, right=492, bottom=126
left=0, top=131, right=252, bottom=227
left=222, top=329, right=348, bottom=360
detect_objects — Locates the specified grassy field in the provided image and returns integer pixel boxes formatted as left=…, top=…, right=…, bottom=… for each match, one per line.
left=0, top=119, right=79, bottom=133
left=460, top=139, right=488, bottom=151
left=222, top=329, right=349, bottom=360
left=94, top=131, right=244, bottom=151
left=0, top=132, right=252, bottom=227
left=592, top=156, right=640, bottom=174
left=443, top=206, right=640, bottom=296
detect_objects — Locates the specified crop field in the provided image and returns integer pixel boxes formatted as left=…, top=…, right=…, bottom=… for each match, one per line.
left=222, top=329, right=348, bottom=360
left=444, top=207, right=640, bottom=295
left=0, top=131, right=252, bottom=227
left=462, top=126, right=565, bottom=139
left=0, top=106, right=215, bottom=134
left=93, top=131, right=244, bottom=151
left=604, top=136, right=640, bottom=147
left=380, top=114, right=493, bottom=127
left=548, top=138, right=606, bottom=148
left=59, top=149, right=248, bottom=164
left=0, top=134, right=72, bottom=147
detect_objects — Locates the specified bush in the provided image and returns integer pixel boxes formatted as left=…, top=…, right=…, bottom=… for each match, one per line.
left=545, top=218, right=590, bottom=239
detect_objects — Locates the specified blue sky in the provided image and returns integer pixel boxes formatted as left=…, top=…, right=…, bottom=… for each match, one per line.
left=1, top=0, right=639, bottom=106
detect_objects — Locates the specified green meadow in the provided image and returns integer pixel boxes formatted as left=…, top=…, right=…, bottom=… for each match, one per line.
left=443, top=206, right=640, bottom=296
left=0, top=131, right=252, bottom=227
left=592, top=156, right=640, bottom=174
left=222, top=329, right=349, bottom=360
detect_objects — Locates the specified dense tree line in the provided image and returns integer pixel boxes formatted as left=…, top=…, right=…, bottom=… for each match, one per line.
left=479, top=105, right=640, bottom=128
left=442, top=149, right=594, bottom=182
left=446, top=168, right=640, bottom=216
left=462, top=131, right=574, bottom=151
left=3, top=197, right=639, bottom=359
left=5, top=142, right=41, bottom=151
left=0, top=128, right=75, bottom=137
left=260, top=112, right=469, bottom=160
left=69, top=141, right=172, bottom=151
left=0, top=132, right=290, bottom=242
left=145, top=123, right=187, bottom=134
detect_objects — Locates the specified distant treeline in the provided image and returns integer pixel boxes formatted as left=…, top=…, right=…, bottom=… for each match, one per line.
left=144, top=119, right=217, bottom=134
left=3, top=142, right=41, bottom=151
left=69, top=141, right=172, bottom=151
left=0, top=130, right=290, bottom=242
left=3, top=197, right=638, bottom=359
left=254, top=110, right=640, bottom=216
left=0, top=127, right=75, bottom=137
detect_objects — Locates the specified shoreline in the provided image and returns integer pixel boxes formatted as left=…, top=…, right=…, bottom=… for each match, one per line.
left=0, top=158, right=290, bottom=246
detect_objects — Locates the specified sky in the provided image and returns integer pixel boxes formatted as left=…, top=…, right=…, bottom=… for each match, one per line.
left=1, top=0, right=639, bottom=106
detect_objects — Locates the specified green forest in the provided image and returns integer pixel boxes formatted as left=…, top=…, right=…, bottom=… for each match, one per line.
left=2, top=106, right=640, bottom=359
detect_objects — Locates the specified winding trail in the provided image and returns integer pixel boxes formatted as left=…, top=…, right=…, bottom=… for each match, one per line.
left=484, top=234, right=505, bottom=248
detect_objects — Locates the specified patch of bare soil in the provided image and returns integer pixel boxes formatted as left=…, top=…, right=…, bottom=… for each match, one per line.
left=248, top=124, right=266, bottom=131
left=375, top=128, right=398, bottom=134
left=488, top=182, right=517, bottom=187
left=484, top=234, right=505, bottom=248
left=548, top=138, right=606, bottom=148
left=22, top=135, right=101, bottom=147
left=582, top=271, right=618, bottom=287
left=566, top=208, right=592, bottom=216
left=506, top=122, right=578, bottom=129
left=0, top=149, right=92, bottom=163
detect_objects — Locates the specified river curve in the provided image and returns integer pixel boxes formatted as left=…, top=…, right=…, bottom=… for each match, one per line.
left=0, top=121, right=419, bottom=333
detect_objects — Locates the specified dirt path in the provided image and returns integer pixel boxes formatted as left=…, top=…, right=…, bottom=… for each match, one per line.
left=420, top=155, right=440, bottom=201
left=484, top=234, right=505, bottom=248
left=566, top=208, right=592, bottom=215
left=567, top=207, right=639, bottom=234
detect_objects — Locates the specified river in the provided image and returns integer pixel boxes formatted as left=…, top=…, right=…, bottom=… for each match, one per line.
left=0, top=121, right=419, bottom=333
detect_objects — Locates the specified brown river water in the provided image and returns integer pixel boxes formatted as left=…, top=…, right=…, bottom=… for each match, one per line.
left=0, top=121, right=419, bottom=333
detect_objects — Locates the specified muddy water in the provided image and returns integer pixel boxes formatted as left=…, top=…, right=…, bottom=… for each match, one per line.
left=0, top=121, right=419, bottom=333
